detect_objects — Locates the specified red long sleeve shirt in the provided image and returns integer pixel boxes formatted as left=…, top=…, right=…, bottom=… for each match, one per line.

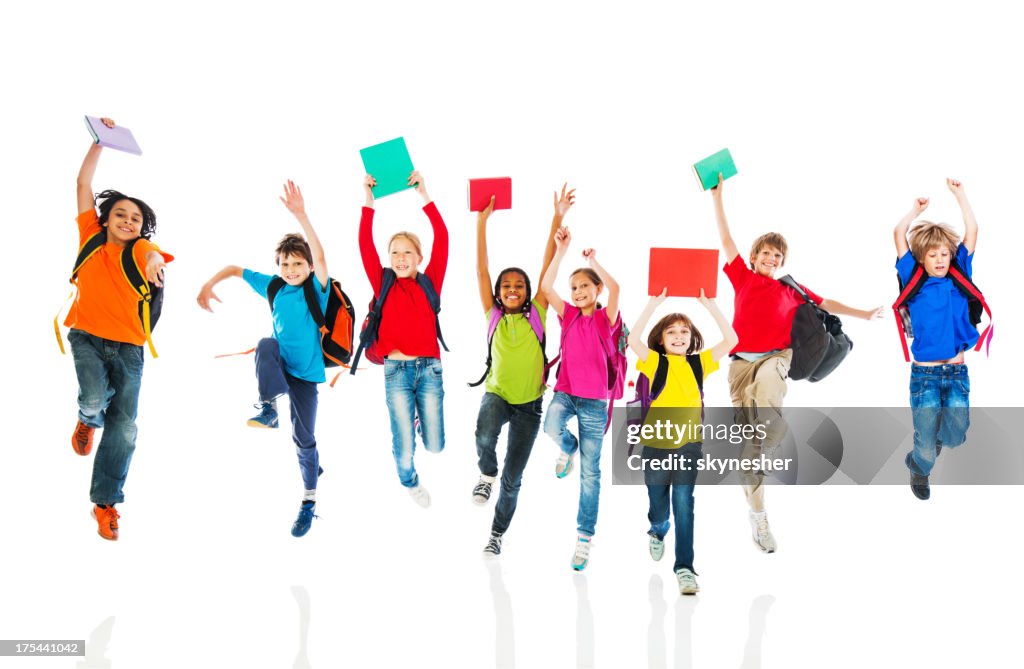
left=359, top=202, right=449, bottom=359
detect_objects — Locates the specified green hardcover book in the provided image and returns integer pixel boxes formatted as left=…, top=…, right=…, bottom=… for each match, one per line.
left=359, top=137, right=416, bottom=198
left=692, top=148, right=737, bottom=191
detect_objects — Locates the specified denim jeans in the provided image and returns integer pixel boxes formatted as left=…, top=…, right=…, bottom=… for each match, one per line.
left=907, top=363, right=970, bottom=477
left=255, top=338, right=320, bottom=490
left=475, top=392, right=543, bottom=535
left=384, top=358, right=445, bottom=488
left=642, top=444, right=700, bottom=574
left=544, top=391, right=608, bottom=537
left=69, top=329, right=144, bottom=505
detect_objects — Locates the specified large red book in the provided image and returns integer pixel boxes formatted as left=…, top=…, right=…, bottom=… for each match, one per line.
left=468, top=177, right=512, bottom=212
left=648, top=248, right=719, bottom=298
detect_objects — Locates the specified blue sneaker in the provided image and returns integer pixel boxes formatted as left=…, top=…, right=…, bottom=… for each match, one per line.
left=291, top=501, right=317, bottom=537
left=247, top=402, right=278, bottom=429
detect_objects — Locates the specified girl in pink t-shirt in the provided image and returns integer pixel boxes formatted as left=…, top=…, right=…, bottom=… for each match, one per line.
left=539, top=225, right=621, bottom=571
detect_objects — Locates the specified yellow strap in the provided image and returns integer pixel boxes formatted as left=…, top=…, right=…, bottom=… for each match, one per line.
left=142, top=298, right=158, bottom=358
left=53, top=288, right=76, bottom=355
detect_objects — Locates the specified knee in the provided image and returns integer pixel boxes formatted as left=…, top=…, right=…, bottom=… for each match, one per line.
left=256, top=337, right=278, bottom=354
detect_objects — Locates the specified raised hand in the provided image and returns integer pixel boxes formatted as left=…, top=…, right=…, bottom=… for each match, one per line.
left=697, top=287, right=712, bottom=307
left=145, top=254, right=166, bottom=288
left=582, top=247, right=596, bottom=263
left=912, top=197, right=929, bottom=214
left=946, top=177, right=965, bottom=199
left=279, top=180, right=305, bottom=216
left=479, top=195, right=495, bottom=222
left=653, top=286, right=668, bottom=305
left=100, top=117, right=115, bottom=129
left=363, top=174, right=376, bottom=206
left=554, top=226, right=572, bottom=252
left=554, top=183, right=576, bottom=218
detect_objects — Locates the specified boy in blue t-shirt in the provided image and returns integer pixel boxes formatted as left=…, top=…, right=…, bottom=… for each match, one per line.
left=893, top=178, right=980, bottom=500
left=198, top=181, right=332, bottom=535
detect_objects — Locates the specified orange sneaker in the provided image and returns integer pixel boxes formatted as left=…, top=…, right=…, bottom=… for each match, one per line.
left=72, top=421, right=95, bottom=456
left=92, top=505, right=120, bottom=541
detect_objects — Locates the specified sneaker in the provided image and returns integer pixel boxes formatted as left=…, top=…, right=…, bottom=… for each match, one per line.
left=247, top=402, right=279, bottom=429
left=675, top=568, right=699, bottom=595
left=748, top=510, right=777, bottom=553
left=571, top=535, right=592, bottom=571
left=472, top=476, right=494, bottom=505
left=911, top=473, right=931, bottom=500
left=408, top=484, right=431, bottom=508
left=91, top=504, right=120, bottom=541
left=555, top=452, right=574, bottom=479
left=648, top=531, right=665, bottom=561
left=483, top=533, right=503, bottom=559
left=291, top=501, right=317, bottom=537
left=72, top=420, right=95, bottom=456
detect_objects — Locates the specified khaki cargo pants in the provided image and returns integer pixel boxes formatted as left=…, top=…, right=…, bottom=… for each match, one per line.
left=727, top=349, right=792, bottom=513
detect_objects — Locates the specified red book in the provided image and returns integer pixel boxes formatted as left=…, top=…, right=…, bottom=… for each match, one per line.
left=468, top=177, right=512, bottom=212
left=648, top=248, right=719, bottom=298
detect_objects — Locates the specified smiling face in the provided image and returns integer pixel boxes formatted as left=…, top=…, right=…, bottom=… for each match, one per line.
left=278, top=252, right=312, bottom=286
left=389, top=237, right=422, bottom=278
left=922, top=244, right=954, bottom=278
left=660, top=321, right=693, bottom=356
left=497, top=270, right=529, bottom=313
left=103, top=199, right=144, bottom=246
left=751, top=244, right=785, bottom=278
left=569, top=270, right=603, bottom=312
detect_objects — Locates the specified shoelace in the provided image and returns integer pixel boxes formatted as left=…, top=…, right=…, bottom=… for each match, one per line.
left=756, top=517, right=770, bottom=535
left=75, top=423, right=92, bottom=444
left=574, top=538, right=591, bottom=560
left=473, top=481, right=491, bottom=497
left=99, top=507, right=120, bottom=529
left=677, top=571, right=696, bottom=587
left=485, top=536, right=502, bottom=552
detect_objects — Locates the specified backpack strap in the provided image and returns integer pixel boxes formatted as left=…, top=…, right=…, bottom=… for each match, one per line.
left=946, top=264, right=993, bottom=355
left=267, top=276, right=286, bottom=312
left=686, top=353, right=704, bottom=399
left=119, top=239, right=159, bottom=358
left=892, top=264, right=927, bottom=362
left=56, top=230, right=108, bottom=354
left=350, top=268, right=397, bottom=374
left=650, top=354, right=670, bottom=401
left=468, top=306, right=504, bottom=387
left=777, top=274, right=814, bottom=305
left=415, top=273, right=449, bottom=353
left=545, top=305, right=581, bottom=378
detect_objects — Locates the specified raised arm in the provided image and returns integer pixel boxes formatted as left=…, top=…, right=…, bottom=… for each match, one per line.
left=536, top=183, right=575, bottom=309
left=894, top=197, right=928, bottom=258
left=197, top=265, right=243, bottom=312
left=583, top=249, right=620, bottom=325
left=947, top=178, right=978, bottom=254
left=628, top=289, right=667, bottom=360
left=710, top=174, right=740, bottom=263
left=540, top=226, right=570, bottom=317
left=818, top=298, right=884, bottom=321
left=698, top=290, right=739, bottom=361
left=416, top=171, right=449, bottom=292
left=280, top=180, right=328, bottom=289
left=476, top=196, right=496, bottom=314
left=359, top=175, right=383, bottom=294
left=77, top=117, right=115, bottom=213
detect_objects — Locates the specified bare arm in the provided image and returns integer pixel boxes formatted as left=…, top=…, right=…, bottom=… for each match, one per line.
left=819, top=298, right=884, bottom=321
left=77, top=117, right=115, bottom=214
left=710, top=174, right=740, bottom=263
left=583, top=250, right=620, bottom=325
left=476, top=197, right=496, bottom=314
left=894, top=197, right=928, bottom=258
left=699, top=291, right=739, bottom=361
left=537, top=184, right=575, bottom=309
left=628, top=289, right=667, bottom=360
left=540, top=227, right=570, bottom=317
left=947, top=178, right=978, bottom=253
left=280, top=180, right=328, bottom=289
left=197, top=265, right=244, bottom=312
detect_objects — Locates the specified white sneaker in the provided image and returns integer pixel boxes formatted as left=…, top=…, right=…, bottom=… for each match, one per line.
left=748, top=510, right=777, bottom=553
left=648, top=532, right=665, bottom=561
left=555, top=452, right=574, bottom=478
left=483, top=533, right=503, bottom=559
left=571, top=535, right=592, bottom=571
left=675, top=568, right=699, bottom=595
left=408, top=484, right=431, bottom=508
left=472, top=475, right=495, bottom=505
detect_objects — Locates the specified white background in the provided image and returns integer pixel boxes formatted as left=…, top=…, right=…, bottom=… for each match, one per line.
left=1, top=1, right=1021, bottom=667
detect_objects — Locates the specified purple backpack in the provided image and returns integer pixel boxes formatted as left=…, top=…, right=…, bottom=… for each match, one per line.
left=469, top=305, right=546, bottom=387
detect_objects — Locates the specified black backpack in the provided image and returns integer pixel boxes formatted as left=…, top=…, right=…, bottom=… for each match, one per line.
left=778, top=275, right=852, bottom=382
left=267, top=275, right=356, bottom=371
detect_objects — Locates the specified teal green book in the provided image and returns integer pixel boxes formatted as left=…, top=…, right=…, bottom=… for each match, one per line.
left=359, top=137, right=415, bottom=198
left=692, top=148, right=737, bottom=191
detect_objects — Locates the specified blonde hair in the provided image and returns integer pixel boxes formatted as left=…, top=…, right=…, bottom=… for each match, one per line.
left=749, top=232, right=788, bottom=268
left=908, top=221, right=960, bottom=263
left=387, top=231, right=423, bottom=257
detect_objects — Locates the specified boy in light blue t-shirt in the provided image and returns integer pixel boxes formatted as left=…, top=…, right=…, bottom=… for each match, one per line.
left=893, top=178, right=980, bottom=501
left=198, top=181, right=333, bottom=535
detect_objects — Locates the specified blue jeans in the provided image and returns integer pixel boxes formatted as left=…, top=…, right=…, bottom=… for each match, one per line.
left=643, top=444, right=700, bottom=574
left=475, top=392, right=543, bottom=535
left=544, top=391, right=608, bottom=537
left=907, top=363, right=970, bottom=476
left=384, top=358, right=445, bottom=488
left=255, top=338, right=320, bottom=490
left=69, top=329, right=144, bottom=505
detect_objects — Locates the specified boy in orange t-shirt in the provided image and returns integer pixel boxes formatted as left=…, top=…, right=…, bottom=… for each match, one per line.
left=66, top=118, right=172, bottom=541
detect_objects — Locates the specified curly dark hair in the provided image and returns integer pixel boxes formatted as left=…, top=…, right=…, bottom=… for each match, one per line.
left=96, top=190, right=157, bottom=239
left=494, top=267, right=533, bottom=314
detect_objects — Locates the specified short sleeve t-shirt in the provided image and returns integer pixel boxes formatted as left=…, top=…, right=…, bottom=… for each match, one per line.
left=485, top=301, right=548, bottom=405
left=636, top=349, right=719, bottom=449
left=64, top=209, right=174, bottom=346
left=724, top=255, right=823, bottom=354
left=895, top=244, right=978, bottom=362
left=243, top=270, right=330, bottom=383
left=553, top=304, right=619, bottom=401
